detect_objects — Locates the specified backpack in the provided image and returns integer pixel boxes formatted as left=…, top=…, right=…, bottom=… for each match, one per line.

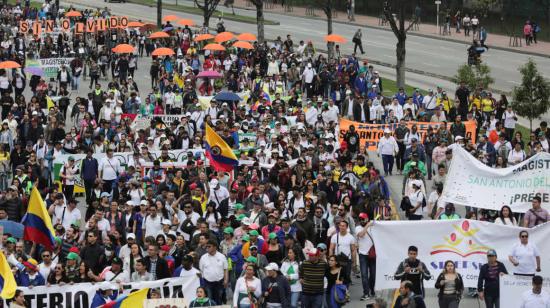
left=400, top=196, right=413, bottom=217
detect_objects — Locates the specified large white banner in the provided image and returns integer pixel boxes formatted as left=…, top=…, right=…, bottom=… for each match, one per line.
left=441, top=146, right=550, bottom=212
left=372, top=220, right=550, bottom=290
left=500, top=274, right=550, bottom=307
left=3, top=276, right=199, bottom=308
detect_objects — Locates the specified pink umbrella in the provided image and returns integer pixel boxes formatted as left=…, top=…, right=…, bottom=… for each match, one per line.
left=197, top=70, right=223, bottom=79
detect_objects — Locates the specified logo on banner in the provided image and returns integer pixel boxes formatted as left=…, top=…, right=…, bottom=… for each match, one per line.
left=431, top=221, right=489, bottom=257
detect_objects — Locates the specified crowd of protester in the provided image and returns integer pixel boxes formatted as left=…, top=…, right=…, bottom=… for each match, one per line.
left=0, top=1, right=549, bottom=308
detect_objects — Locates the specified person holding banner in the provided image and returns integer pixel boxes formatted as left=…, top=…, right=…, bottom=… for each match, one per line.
left=509, top=230, right=541, bottom=276
left=434, top=260, right=464, bottom=308
left=477, top=249, right=508, bottom=308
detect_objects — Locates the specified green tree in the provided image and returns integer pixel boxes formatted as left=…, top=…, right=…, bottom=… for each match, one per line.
left=250, top=0, right=265, bottom=43
left=452, top=63, right=494, bottom=90
left=512, top=59, right=550, bottom=130
left=320, top=0, right=334, bottom=59
left=470, top=0, right=499, bottom=18
left=195, top=0, right=221, bottom=27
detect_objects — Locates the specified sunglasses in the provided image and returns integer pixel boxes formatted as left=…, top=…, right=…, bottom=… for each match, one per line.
left=521, top=235, right=528, bottom=238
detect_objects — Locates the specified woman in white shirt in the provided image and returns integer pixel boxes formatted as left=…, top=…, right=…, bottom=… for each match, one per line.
left=280, top=249, right=301, bottom=308
left=233, top=264, right=262, bottom=308
left=507, top=143, right=526, bottom=166
left=494, top=205, right=518, bottom=226
left=407, top=180, right=426, bottom=220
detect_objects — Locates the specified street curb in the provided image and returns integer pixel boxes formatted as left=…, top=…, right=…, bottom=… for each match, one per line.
left=231, top=4, right=550, bottom=59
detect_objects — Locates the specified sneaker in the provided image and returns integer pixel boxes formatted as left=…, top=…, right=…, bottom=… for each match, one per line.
left=360, top=295, right=368, bottom=301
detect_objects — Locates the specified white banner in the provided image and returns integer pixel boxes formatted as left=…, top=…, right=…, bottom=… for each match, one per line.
left=5, top=276, right=199, bottom=308
left=499, top=274, right=550, bottom=307
left=372, top=220, right=550, bottom=290
left=441, top=146, right=550, bottom=212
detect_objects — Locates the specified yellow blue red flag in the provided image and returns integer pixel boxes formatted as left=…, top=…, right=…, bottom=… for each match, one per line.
left=21, top=187, right=56, bottom=249
left=0, top=251, right=16, bottom=299
left=205, top=124, right=238, bottom=172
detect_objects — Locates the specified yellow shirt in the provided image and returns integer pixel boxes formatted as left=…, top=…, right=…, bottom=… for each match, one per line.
left=481, top=98, right=494, bottom=112
left=353, top=165, right=368, bottom=177
left=437, top=97, right=453, bottom=113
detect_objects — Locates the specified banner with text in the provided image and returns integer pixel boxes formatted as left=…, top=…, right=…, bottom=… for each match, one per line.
left=338, top=119, right=477, bottom=151
left=372, top=220, right=550, bottom=290
left=3, top=276, right=199, bottom=308
left=500, top=274, right=550, bottom=307
left=442, top=146, right=550, bottom=212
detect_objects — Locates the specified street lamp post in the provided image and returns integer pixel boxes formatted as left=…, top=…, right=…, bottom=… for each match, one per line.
left=435, top=0, right=441, bottom=34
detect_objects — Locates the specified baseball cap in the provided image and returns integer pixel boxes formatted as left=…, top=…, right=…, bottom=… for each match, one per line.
left=487, top=249, right=497, bottom=256
left=111, top=257, right=123, bottom=265
left=317, top=243, right=327, bottom=251
left=268, top=232, right=277, bottom=240
left=6, top=237, right=16, bottom=244
left=126, top=233, right=136, bottom=240
left=359, top=213, right=369, bottom=220
left=246, top=256, right=257, bottom=263
left=67, top=252, right=79, bottom=261
left=265, top=262, right=279, bottom=271
left=210, top=179, right=219, bottom=187
left=223, top=227, right=234, bottom=234
left=249, top=230, right=259, bottom=236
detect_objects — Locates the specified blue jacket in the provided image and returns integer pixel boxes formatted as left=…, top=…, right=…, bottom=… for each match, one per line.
left=81, top=157, right=99, bottom=182
left=91, top=291, right=118, bottom=308
left=15, top=271, right=45, bottom=287
left=276, top=226, right=296, bottom=244
left=354, top=77, right=368, bottom=95
left=228, top=244, right=245, bottom=276
left=477, top=142, right=496, bottom=165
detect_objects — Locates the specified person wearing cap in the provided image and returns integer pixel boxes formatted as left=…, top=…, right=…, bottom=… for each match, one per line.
left=90, top=284, right=118, bottom=308
left=261, top=262, right=291, bottom=307
left=15, top=258, right=46, bottom=287
left=355, top=212, right=376, bottom=300
left=406, top=179, right=426, bottom=220
left=208, top=178, right=229, bottom=209
left=477, top=249, right=508, bottom=307
left=377, top=129, right=399, bottom=176
left=199, top=240, right=228, bottom=305
left=299, top=247, right=327, bottom=307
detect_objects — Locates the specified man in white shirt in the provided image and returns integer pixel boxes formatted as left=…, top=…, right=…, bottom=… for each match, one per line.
left=62, top=199, right=82, bottom=230
left=102, top=257, right=130, bottom=283
left=422, top=89, right=437, bottom=117
left=199, top=241, right=228, bottom=305
left=99, top=149, right=121, bottom=196
left=330, top=220, right=357, bottom=281
left=302, top=63, right=316, bottom=98
left=142, top=205, right=162, bottom=240
left=377, top=129, right=399, bottom=176
left=48, top=193, right=67, bottom=227
left=208, top=178, right=229, bottom=208
left=509, top=230, right=541, bottom=276
left=355, top=213, right=375, bottom=300
left=520, top=275, right=550, bottom=308
left=502, top=105, right=517, bottom=140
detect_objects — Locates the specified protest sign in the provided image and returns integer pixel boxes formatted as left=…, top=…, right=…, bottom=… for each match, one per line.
left=131, top=114, right=188, bottom=130
left=499, top=274, right=550, bottom=307
left=442, top=146, right=550, bottom=212
left=19, top=16, right=130, bottom=34
left=338, top=119, right=477, bottom=151
left=25, top=57, right=74, bottom=79
left=372, top=219, right=550, bottom=290
left=238, top=133, right=257, bottom=150
left=3, top=276, right=199, bottom=308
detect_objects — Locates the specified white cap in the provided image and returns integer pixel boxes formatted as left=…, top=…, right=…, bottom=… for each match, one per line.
left=265, top=262, right=280, bottom=271
left=162, top=219, right=171, bottom=225
left=140, top=200, right=148, bottom=206
left=210, top=179, right=219, bottom=187
left=384, top=128, right=391, bottom=134
left=125, top=200, right=134, bottom=206
left=455, top=136, right=464, bottom=141
left=126, top=233, right=136, bottom=239
left=242, top=217, right=252, bottom=226
left=411, top=179, right=423, bottom=188
left=325, top=133, right=334, bottom=139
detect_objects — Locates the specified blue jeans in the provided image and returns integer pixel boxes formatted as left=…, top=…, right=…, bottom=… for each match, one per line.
left=290, top=291, right=300, bottom=308
left=359, top=254, right=376, bottom=296
left=203, top=279, right=224, bottom=305
left=301, top=293, right=323, bottom=308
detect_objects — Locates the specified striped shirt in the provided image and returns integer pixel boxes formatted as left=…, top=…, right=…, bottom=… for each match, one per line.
left=299, top=260, right=327, bottom=295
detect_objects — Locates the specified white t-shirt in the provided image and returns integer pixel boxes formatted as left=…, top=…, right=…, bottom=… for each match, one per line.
left=355, top=226, right=373, bottom=255
left=142, top=214, right=162, bottom=238
left=199, top=251, right=228, bottom=282
left=408, top=190, right=425, bottom=216
left=520, top=289, right=550, bottom=308
left=104, top=269, right=130, bottom=283
left=510, top=242, right=540, bottom=275
left=330, top=232, right=356, bottom=259
left=99, top=157, right=121, bottom=181
left=502, top=110, right=517, bottom=129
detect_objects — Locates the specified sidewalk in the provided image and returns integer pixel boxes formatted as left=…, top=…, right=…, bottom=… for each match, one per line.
left=230, top=0, right=550, bottom=57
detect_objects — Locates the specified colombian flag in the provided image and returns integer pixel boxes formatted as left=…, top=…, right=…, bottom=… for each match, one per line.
left=102, top=288, right=149, bottom=308
left=0, top=251, right=16, bottom=299
left=205, top=124, right=238, bottom=172
left=21, top=187, right=56, bottom=250
left=46, top=96, right=55, bottom=110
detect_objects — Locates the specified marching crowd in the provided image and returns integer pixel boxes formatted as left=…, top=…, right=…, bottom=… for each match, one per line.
left=0, top=2, right=548, bottom=308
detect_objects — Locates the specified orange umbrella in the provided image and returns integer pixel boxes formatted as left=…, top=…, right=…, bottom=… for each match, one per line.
left=0, top=61, right=21, bottom=69
left=203, top=43, right=226, bottom=51
left=65, top=10, right=82, bottom=18
left=141, top=23, right=157, bottom=30
left=194, top=33, right=214, bottom=42
left=128, top=21, right=145, bottom=27
left=177, top=19, right=195, bottom=26
left=215, top=32, right=234, bottom=43
left=152, top=47, right=175, bottom=56
left=163, top=15, right=179, bottom=22
left=149, top=31, right=170, bottom=39
left=324, top=34, right=347, bottom=43
left=236, top=33, right=257, bottom=41
left=232, top=41, right=254, bottom=49
left=112, top=44, right=135, bottom=54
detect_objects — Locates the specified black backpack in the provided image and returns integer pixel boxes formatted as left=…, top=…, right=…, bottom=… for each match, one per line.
left=400, top=196, right=413, bottom=217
